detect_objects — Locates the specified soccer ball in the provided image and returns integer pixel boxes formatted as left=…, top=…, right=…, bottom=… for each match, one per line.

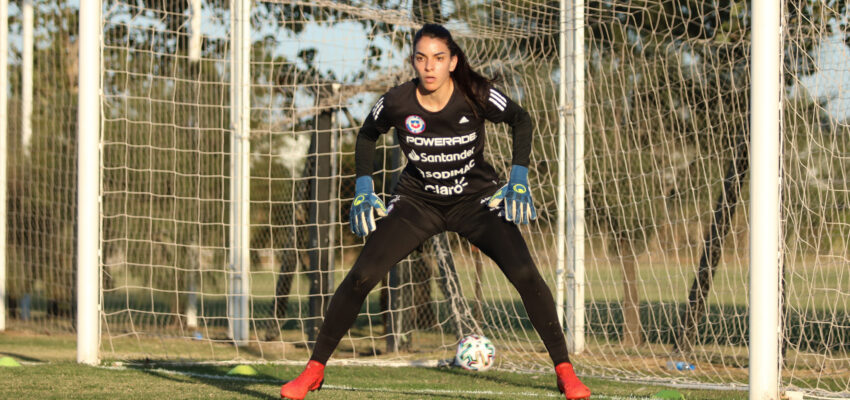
left=455, top=334, right=496, bottom=371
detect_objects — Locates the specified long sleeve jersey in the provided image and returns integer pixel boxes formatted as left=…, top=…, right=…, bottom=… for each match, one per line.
left=355, top=79, right=533, bottom=202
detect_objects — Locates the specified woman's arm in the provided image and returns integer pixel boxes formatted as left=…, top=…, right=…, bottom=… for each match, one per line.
left=484, top=87, right=537, bottom=224
left=355, top=130, right=379, bottom=178
left=355, top=95, right=391, bottom=177
left=350, top=95, right=392, bottom=237
left=483, top=87, right=533, bottom=167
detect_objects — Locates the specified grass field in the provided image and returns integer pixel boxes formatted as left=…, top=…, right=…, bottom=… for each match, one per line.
left=6, top=240, right=844, bottom=398
left=0, top=331, right=749, bottom=399
left=99, top=238, right=847, bottom=314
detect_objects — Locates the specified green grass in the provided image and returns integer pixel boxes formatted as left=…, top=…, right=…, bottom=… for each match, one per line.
left=0, top=332, right=748, bottom=399
left=99, top=237, right=847, bottom=315
left=98, top=242, right=848, bottom=319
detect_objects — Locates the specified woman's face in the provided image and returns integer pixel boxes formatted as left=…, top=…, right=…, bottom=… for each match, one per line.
left=412, top=36, right=458, bottom=93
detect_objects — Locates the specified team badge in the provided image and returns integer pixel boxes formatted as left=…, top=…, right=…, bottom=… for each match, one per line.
left=405, top=115, right=426, bottom=134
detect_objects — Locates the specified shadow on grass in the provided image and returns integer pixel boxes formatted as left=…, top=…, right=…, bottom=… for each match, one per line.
left=0, top=352, right=44, bottom=362
left=133, top=363, right=530, bottom=399
left=334, top=386, right=469, bottom=399
left=131, top=364, right=280, bottom=399
left=432, top=365, right=557, bottom=393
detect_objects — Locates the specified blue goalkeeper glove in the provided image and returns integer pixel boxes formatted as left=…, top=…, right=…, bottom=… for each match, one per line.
left=488, top=165, right=538, bottom=225
left=349, top=176, right=388, bottom=237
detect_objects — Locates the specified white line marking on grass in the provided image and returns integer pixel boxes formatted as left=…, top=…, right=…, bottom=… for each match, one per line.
left=98, top=365, right=645, bottom=399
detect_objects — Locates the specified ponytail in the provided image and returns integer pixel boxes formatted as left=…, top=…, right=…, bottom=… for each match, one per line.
left=413, top=24, right=498, bottom=114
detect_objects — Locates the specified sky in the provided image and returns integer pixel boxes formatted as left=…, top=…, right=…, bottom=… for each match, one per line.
left=3, top=0, right=848, bottom=172
left=787, top=33, right=850, bottom=123
left=6, top=0, right=847, bottom=124
left=259, top=19, right=409, bottom=171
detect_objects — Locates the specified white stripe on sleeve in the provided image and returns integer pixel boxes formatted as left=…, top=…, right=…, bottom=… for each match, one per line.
left=372, top=97, right=385, bottom=120
left=489, top=88, right=506, bottom=103
left=489, top=89, right=507, bottom=111
left=489, top=96, right=506, bottom=111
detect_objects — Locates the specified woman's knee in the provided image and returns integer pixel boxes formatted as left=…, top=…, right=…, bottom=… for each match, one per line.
left=504, top=262, right=542, bottom=288
left=345, top=268, right=381, bottom=296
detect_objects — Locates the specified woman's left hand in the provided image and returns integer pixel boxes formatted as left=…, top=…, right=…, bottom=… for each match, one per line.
left=488, top=165, right=537, bottom=225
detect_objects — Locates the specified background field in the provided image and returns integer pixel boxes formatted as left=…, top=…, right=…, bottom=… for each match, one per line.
left=2, top=0, right=849, bottom=398
left=0, top=331, right=747, bottom=399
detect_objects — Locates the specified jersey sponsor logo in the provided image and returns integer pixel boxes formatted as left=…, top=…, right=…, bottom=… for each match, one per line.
left=417, top=159, right=476, bottom=180
left=407, top=147, right=474, bottom=164
left=404, top=132, right=477, bottom=147
left=459, top=116, right=470, bottom=124
left=425, top=177, right=468, bottom=196
left=371, top=96, right=385, bottom=120
left=489, top=88, right=507, bottom=111
left=386, top=195, right=401, bottom=214
left=405, top=115, right=426, bottom=134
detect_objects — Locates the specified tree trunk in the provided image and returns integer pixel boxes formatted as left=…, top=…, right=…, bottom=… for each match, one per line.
left=674, top=134, right=748, bottom=353
left=306, top=109, right=334, bottom=345
left=620, top=241, right=643, bottom=347
left=413, top=255, right=434, bottom=329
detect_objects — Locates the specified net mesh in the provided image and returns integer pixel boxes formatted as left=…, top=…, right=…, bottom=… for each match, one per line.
left=2, top=0, right=848, bottom=396
left=5, top=0, right=78, bottom=332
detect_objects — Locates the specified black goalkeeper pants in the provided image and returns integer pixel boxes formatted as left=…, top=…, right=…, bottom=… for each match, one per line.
left=309, top=191, right=571, bottom=366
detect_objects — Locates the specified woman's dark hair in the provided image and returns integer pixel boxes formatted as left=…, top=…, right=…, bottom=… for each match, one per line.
left=413, top=24, right=497, bottom=113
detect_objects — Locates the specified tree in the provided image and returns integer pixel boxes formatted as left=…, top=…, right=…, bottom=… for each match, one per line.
left=6, top=0, right=80, bottom=325
left=583, top=0, right=849, bottom=350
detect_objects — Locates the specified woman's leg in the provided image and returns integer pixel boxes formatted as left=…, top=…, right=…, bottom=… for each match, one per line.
left=449, top=199, right=570, bottom=366
left=310, top=195, right=445, bottom=364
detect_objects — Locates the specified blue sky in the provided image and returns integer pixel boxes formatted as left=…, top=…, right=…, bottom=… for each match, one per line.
left=7, top=0, right=845, bottom=124
left=261, top=19, right=409, bottom=171
left=4, top=0, right=847, bottom=171
left=788, top=33, right=850, bottom=122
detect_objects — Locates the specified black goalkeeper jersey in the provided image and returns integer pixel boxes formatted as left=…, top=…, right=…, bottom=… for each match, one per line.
left=355, top=79, right=533, bottom=202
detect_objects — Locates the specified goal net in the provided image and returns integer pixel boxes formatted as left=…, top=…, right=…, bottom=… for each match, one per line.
left=3, top=0, right=849, bottom=397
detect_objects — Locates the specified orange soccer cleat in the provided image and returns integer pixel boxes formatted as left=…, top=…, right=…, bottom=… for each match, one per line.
left=555, top=362, right=591, bottom=399
left=280, top=360, right=325, bottom=400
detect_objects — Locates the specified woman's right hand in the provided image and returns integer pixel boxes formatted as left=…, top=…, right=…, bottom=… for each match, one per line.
left=349, top=176, right=387, bottom=237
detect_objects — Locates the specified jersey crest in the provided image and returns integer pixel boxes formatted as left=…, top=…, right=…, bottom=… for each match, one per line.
left=405, top=115, right=426, bottom=134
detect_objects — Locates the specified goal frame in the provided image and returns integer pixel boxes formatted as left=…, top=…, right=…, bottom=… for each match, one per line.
left=68, top=2, right=784, bottom=399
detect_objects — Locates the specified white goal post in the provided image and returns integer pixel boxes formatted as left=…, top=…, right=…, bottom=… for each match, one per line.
left=77, top=0, right=102, bottom=365
left=748, top=0, right=782, bottom=398
left=1, top=0, right=845, bottom=398
left=76, top=0, right=102, bottom=366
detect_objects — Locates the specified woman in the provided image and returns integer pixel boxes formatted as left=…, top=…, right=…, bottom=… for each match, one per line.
left=281, top=24, right=591, bottom=400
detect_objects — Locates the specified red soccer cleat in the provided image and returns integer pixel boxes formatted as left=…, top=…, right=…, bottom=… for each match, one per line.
left=281, top=360, right=325, bottom=399
left=556, top=362, right=591, bottom=399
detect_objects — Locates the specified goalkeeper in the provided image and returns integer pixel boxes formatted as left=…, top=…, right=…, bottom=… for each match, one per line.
left=281, top=23, right=591, bottom=400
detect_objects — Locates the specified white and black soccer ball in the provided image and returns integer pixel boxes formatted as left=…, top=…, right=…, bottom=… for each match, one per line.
left=455, top=334, right=496, bottom=371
